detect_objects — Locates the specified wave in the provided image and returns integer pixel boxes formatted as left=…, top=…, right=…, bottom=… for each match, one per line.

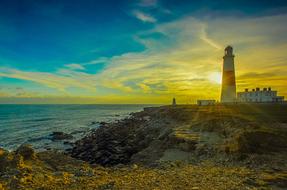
left=23, top=118, right=56, bottom=122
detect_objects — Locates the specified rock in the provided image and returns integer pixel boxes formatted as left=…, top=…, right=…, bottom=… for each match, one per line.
left=143, top=116, right=151, bottom=121
left=70, top=129, right=88, bottom=135
left=11, top=154, right=25, bottom=168
left=63, top=141, right=73, bottom=145
left=70, top=105, right=287, bottom=168
left=99, top=122, right=108, bottom=126
left=15, top=144, right=36, bottom=160
left=98, top=181, right=115, bottom=190
left=227, top=130, right=287, bottom=154
left=70, top=117, right=161, bottom=166
left=0, top=147, right=8, bottom=158
left=132, top=164, right=138, bottom=169
left=158, top=127, right=172, bottom=140
left=50, top=132, right=73, bottom=141
left=244, top=178, right=259, bottom=186
left=0, top=148, right=9, bottom=172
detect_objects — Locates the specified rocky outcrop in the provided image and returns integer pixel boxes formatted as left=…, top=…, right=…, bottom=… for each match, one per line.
left=0, top=144, right=35, bottom=173
left=225, top=130, right=287, bottom=154
left=70, top=116, right=164, bottom=166
left=70, top=104, right=287, bottom=167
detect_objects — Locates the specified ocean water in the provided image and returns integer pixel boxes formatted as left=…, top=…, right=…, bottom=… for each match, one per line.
left=0, top=104, right=154, bottom=151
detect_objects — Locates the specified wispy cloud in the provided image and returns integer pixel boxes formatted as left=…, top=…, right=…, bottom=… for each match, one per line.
left=1, top=14, right=287, bottom=103
left=65, top=63, right=85, bottom=70
left=0, top=67, right=96, bottom=93
left=0, top=91, right=9, bottom=97
left=199, top=24, right=222, bottom=50
left=133, top=10, right=157, bottom=23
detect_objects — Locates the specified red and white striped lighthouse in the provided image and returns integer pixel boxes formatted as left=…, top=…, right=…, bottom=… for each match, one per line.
left=221, top=46, right=236, bottom=103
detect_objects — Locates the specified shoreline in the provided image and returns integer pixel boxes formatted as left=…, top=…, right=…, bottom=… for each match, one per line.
left=0, top=104, right=150, bottom=151
left=69, top=104, right=287, bottom=167
left=1, top=104, right=287, bottom=189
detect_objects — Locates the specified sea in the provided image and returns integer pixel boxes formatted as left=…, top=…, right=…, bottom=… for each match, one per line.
left=0, top=104, right=155, bottom=151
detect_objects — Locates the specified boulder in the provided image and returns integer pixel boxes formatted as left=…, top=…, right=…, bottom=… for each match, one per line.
left=50, top=132, right=73, bottom=141
left=0, top=147, right=7, bottom=158
left=16, top=144, right=36, bottom=160
left=99, top=122, right=107, bottom=126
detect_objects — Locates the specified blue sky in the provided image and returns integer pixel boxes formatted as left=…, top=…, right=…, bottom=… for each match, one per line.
left=1, top=0, right=287, bottom=103
left=0, top=0, right=145, bottom=71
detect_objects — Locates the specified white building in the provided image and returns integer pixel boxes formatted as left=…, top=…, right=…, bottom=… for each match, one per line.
left=237, top=87, right=284, bottom=103
left=197, top=100, right=216, bottom=106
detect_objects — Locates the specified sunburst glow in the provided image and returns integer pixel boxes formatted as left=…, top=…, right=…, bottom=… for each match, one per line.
left=208, top=72, right=222, bottom=84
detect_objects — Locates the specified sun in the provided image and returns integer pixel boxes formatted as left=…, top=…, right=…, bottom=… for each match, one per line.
left=208, top=72, right=222, bottom=84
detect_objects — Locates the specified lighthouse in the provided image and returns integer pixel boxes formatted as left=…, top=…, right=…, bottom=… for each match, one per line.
left=221, top=46, right=236, bottom=103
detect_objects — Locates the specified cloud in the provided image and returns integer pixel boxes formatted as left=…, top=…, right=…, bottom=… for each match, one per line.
left=0, top=86, right=41, bottom=98
left=238, top=72, right=276, bottom=79
left=133, top=10, right=157, bottom=23
left=91, top=14, right=287, bottom=101
left=0, top=91, right=9, bottom=97
left=1, top=13, right=287, bottom=103
left=199, top=24, right=222, bottom=50
left=65, top=63, right=85, bottom=70
left=0, top=67, right=97, bottom=93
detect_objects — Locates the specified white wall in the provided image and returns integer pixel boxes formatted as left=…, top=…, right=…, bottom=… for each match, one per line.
left=237, top=90, right=279, bottom=102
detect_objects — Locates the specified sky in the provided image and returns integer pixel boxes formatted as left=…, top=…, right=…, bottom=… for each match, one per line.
left=0, top=0, right=287, bottom=104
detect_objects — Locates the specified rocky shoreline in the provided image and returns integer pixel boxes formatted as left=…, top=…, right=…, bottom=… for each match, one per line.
left=1, top=104, right=287, bottom=189
left=69, top=105, right=287, bottom=168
